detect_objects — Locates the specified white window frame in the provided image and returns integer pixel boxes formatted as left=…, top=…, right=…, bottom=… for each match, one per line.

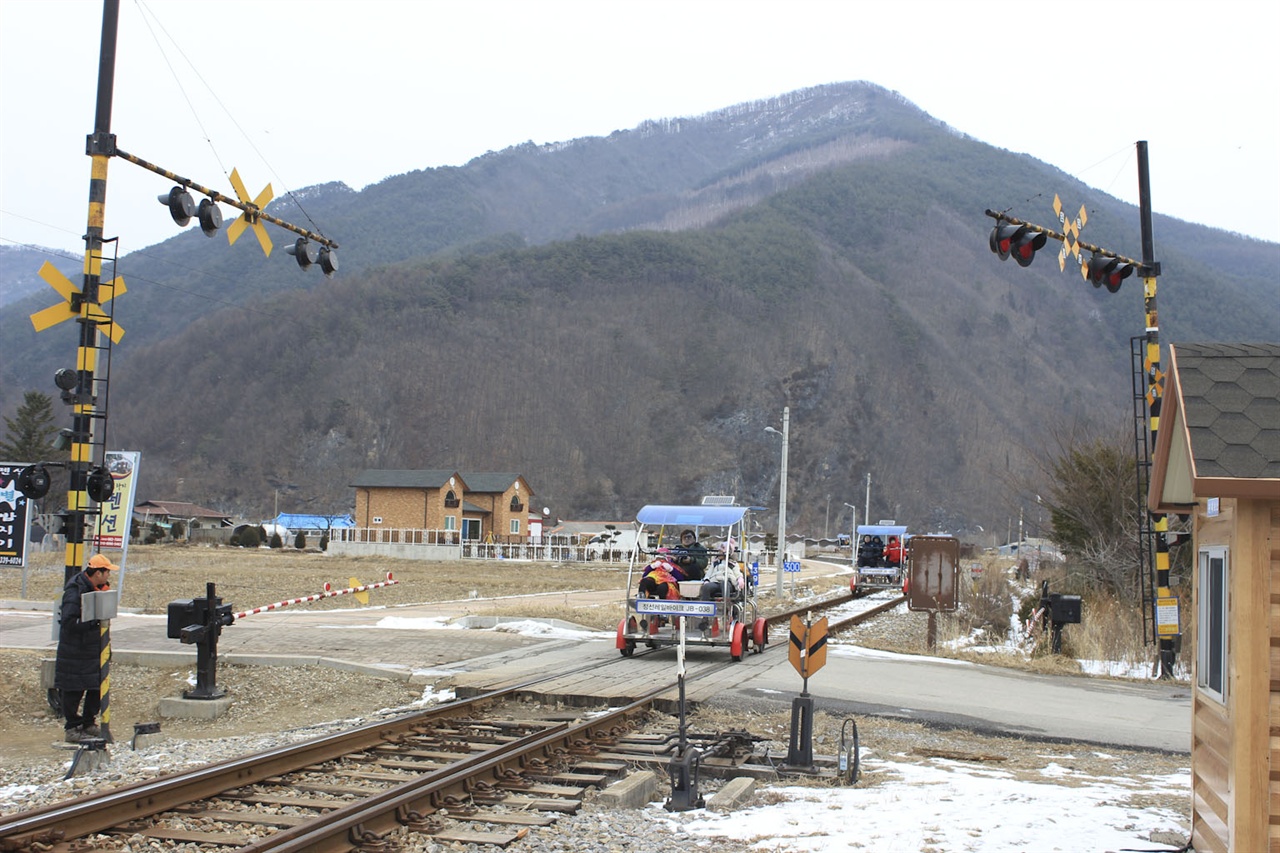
left=510, top=519, right=520, bottom=535
left=444, top=516, right=456, bottom=531
left=1196, top=545, right=1228, bottom=703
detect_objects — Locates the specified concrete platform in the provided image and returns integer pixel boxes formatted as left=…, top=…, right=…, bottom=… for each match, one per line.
left=159, top=695, right=234, bottom=720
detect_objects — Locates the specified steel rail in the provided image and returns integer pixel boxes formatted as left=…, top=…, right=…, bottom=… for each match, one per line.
left=0, top=648, right=635, bottom=850
left=240, top=693, right=665, bottom=852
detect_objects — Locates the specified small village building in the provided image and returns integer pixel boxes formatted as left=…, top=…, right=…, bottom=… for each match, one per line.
left=135, top=499, right=235, bottom=532
left=342, top=470, right=535, bottom=558
left=1147, top=342, right=1280, bottom=853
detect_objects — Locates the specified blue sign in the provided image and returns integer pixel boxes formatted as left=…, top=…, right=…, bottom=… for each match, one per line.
left=751, top=561, right=759, bottom=584
left=784, top=560, right=802, bottom=573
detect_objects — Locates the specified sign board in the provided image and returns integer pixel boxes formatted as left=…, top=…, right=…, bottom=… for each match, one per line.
left=635, top=599, right=717, bottom=618
left=1156, top=595, right=1181, bottom=636
left=788, top=615, right=828, bottom=678
left=783, top=560, right=802, bottom=573
left=0, top=463, right=34, bottom=567
left=907, top=535, right=960, bottom=613
left=89, top=451, right=140, bottom=550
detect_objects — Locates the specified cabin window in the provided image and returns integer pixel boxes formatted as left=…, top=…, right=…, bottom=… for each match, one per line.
left=1197, top=546, right=1228, bottom=702
left=510, top=519, right=520, bottom=535
left=444, top=516, right=456, bottom=531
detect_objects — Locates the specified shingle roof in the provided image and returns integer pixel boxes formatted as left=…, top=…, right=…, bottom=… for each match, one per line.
left=135, top=500, right=230, bottom=520
left=350, top=469, right=531, bottom=496
left=1173, top=343, right=1280, bottom=480
left=350, top=469, right=461, bottom=489
left=460, top=472, right=527, bottom=494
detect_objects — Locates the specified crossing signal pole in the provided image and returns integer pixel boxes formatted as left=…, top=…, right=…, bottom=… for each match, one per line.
left=984, top=141, right=1178, bottom=679
left=20, top=0, right=341, bottom=580
left=18, top=0, right=345, bottom=735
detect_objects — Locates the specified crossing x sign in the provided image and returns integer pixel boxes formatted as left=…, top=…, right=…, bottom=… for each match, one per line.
left=1054, top=194, right=1088, bottom=275
left=29, top=261, right=126, bottom=342
left=227, top=168, right=274, bottom=257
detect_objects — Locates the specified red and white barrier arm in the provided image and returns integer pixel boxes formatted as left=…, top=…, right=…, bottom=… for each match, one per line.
left=234, top=572, right=397, bottom=620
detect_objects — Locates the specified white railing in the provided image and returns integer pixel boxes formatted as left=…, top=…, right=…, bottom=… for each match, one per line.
left=336, top=528, right=646, bottom=563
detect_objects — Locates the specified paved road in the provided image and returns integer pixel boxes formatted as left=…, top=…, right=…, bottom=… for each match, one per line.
left=0, top=593, right=1190, bottom=753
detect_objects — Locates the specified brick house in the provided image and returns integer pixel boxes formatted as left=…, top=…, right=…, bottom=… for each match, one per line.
left=1147, top=342, right=1280, bottom=853
left=350, top=469, right=533, bottom=542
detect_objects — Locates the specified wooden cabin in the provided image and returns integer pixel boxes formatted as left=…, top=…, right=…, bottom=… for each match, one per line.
left=1147, top=342, right=1280, bottom=852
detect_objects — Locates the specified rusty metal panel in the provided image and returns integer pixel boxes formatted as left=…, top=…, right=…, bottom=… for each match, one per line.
left=907, top=535, right=960, bottom=612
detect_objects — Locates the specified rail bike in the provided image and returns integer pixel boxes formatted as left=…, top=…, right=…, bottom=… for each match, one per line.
left=616, top=504, right=768, bottom=660
left=852, top=522, right=909, bottom=591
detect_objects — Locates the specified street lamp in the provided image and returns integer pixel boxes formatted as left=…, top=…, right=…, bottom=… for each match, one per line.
left=843, top=502, right=858, bottom=561
left=764, top=406, right=789, bottom=597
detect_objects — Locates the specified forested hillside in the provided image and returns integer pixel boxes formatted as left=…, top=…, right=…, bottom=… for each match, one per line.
left=2, top=83, right=1276, bottom=536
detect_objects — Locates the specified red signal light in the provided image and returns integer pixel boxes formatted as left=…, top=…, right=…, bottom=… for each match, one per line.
left=1085, top=255, right=1136, bottom=293
left=989, top=223, right=1047, bottom=267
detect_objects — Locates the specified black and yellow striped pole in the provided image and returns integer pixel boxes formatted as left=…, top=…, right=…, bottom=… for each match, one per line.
left=74, top=0, right=122, bottom=742
left=1135, top=141, right=1179, bottom=679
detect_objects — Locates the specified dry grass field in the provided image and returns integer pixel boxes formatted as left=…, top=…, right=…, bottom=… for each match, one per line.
left=1, top=544, right=631, bottom=626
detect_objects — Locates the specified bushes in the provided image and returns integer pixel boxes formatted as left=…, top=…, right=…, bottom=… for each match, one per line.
left=231, top=525, right=265, bottom=548
left=294, top=531, right=307, bottom=550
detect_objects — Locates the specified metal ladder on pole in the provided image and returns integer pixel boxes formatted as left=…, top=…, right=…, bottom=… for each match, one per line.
left=1130, top=335, right=1156, bottom=648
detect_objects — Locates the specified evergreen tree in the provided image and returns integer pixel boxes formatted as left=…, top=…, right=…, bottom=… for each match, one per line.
left=0, top=391, right=60, bottom=462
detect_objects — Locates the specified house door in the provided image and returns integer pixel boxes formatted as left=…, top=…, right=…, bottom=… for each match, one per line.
left=462, top=519, right=482, bottom=541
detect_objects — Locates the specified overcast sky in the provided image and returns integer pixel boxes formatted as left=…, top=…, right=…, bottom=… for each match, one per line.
left=2, top=0, right=1277, bottom=261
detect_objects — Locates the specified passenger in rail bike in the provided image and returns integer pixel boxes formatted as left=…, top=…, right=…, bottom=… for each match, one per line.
left=698, top=542, right=745, bottom=602
left=637, top=554, right=683, bottom=599
left=697, top=544, right=745, bottom=631
left=885, top=535, right=903, bottom=568
left=55, top=554, right=116, bottom=742
left=856, top=535, right=877, bottom=567
left=668, top=528, right=708, bottom=580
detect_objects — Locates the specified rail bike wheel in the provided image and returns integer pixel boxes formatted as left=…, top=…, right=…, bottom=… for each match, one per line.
left=617, top=618, right=636, bottom=657
left=730, top=622, right=746, bottom=661
left=752, top=617, right=768, bottom=652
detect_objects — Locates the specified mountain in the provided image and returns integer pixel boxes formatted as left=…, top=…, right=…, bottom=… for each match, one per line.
left=2, top=82, right=1277, bottom=538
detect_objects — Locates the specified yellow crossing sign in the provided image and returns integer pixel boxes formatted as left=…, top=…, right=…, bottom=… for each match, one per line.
left=788, top=614, right=828, bottom=679
left=227, top=168, right=274, bottom=257
left=1053, top=194, right=1088, bottom=274
left=29, top=261, right=126, bottom=342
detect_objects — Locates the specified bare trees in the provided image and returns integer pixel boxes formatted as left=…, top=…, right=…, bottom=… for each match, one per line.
left=1036, top=424, right=1144, bottom=598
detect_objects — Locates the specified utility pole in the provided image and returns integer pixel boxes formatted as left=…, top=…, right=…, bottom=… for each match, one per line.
left=765, top=407, right=790, bottom=597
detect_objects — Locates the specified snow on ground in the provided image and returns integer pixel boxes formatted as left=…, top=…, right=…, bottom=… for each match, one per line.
left=666, top=758, right=1188, bottom=852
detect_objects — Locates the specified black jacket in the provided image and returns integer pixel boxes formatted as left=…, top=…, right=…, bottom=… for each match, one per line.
left=55, top=572, right=104, bottom=691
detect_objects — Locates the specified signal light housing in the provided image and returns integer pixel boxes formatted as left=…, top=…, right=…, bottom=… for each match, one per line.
left=197, top=198, right=223, bottom=237
left=17, top=465, right=52, bottom=500
left=86, top=466, right=115, bottom=502
left=159, top=186, right=197, bottom=226
left=1085, top=255, right=1136, bottom=293
left=286, top=237, right=319, bottom=269
left=319, top=246, right=338, bottom=276
left=990, top=223, right=1048, bottom=267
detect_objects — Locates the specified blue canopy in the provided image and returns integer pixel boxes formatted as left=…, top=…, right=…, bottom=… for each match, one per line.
left=856, top=524, right=908, bottom=538
left=636, top=505, right=755, bottom=528
left=270, top=513, right=355, bottom=530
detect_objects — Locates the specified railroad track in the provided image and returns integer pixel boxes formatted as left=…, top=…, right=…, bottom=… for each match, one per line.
left=1, top=586, right=905, bottom=851
left=765, top=587, right=907, bottom=635
left=0, top=662, right=759, bottom=852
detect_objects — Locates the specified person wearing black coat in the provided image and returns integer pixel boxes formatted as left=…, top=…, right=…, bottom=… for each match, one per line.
left=56, top=554, right=116, bottom=741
